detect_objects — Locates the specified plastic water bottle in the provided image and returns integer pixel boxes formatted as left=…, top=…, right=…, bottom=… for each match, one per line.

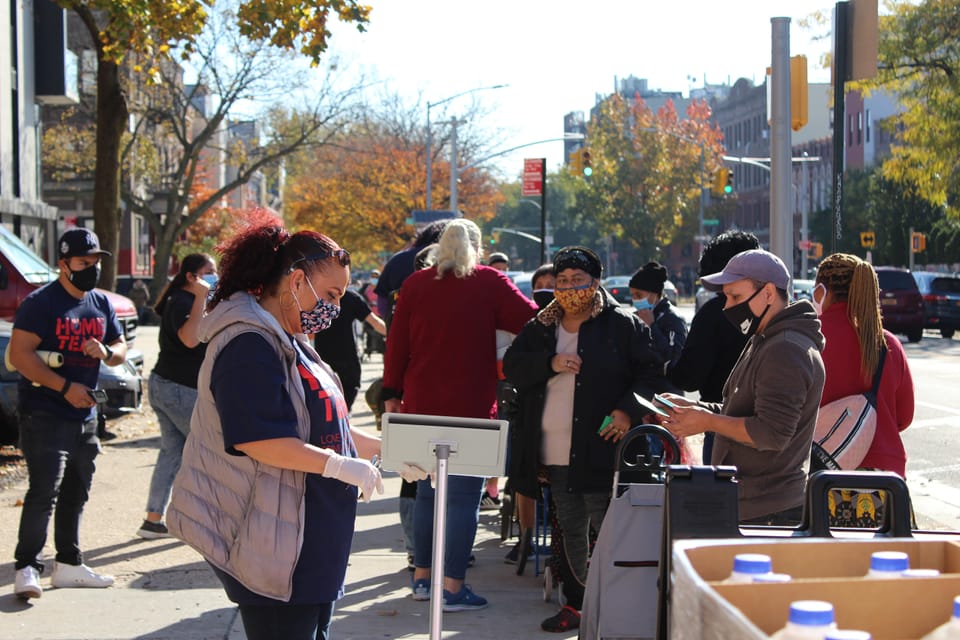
left=753, top=572, right=793, bottom=583
left=825, top=631, right=872, bottom=640
left=865, top=551, right=909, bottom=578
left=723, top=553, right=773, bottom=583
left=921, top=596, right=960, bottom=639
left=770, top=600, right=837, bottom=639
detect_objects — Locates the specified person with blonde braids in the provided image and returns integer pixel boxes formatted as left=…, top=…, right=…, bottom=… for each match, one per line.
left=813, top=253, right=916, bottom=526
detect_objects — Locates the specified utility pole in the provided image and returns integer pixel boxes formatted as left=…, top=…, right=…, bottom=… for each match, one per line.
left=450, top=118, right=460, bottom=213
left=770, top=17, right=794, bottom=274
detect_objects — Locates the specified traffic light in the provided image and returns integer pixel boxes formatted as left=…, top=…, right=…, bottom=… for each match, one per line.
left=811, top=242, right=823, bottom=259
left=911, top=231, right=926, bottom=253
left=582, top=151, right=593, bottom=177
left=568, top=149, right=583, bottom=176
left=712, top=168, right=730, bottom=197
left=724, top=169, right=734, bottom=194
left=791, top=55, right=809, bottom=131
left=489, top=230, right=500, bottom=245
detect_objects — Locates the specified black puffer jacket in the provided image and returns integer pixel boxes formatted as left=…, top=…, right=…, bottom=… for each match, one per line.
left=503, top=289, right=669, bottom=495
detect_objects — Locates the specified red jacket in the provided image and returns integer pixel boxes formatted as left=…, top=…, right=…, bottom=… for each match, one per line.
left=383, top=265, right=537, bottom=419
left=819, top=302, right=915, bottom=476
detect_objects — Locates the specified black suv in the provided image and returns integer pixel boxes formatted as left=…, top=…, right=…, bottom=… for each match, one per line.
left=913, top=272, right=960, bottom=339
left=875, top=267, right=925, bottom=343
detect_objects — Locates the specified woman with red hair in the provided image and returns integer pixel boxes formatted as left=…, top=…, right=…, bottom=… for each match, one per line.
left=167, top=212, right=382, bottom=640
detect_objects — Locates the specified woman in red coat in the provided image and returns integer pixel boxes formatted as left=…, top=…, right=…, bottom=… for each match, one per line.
left=382, top=219, right=537, bottom=611
left=814, top=253, right=915, bottom=526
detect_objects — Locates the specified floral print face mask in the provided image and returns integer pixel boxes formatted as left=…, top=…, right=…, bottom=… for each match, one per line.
left=553, top=281, right=599, bottom=315
left=295, top=278, right=340, bottom=333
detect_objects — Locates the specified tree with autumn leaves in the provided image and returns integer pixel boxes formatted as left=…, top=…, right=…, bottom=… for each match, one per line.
left=284, top=99, right=503, bottom=269
left=858, top=0, right=960, bottom=219
left=577, top=94, right=726, bottom=264
left=56, top=0, right=371, bottom=290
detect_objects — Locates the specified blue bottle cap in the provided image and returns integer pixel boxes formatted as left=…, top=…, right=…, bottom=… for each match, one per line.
left=733, top=553, right=772, bottom=574
left=788, top=600, right=835, bottom=626
left=825, top=631, right=871, bottom=640
left=869, top=551, right=909, bottom=573
left=953, top=595, right=960, bottom=619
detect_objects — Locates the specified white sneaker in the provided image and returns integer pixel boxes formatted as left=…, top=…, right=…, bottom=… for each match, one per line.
left=50, top=562, right=115, bottom=589
left=14, top=566, right=42, bottom=599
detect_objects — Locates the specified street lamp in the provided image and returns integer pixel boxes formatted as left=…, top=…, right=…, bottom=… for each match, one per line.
left=426, top=84, right=508, bottom=210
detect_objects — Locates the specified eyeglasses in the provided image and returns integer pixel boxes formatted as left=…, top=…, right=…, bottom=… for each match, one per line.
left=290, top=248, right=351, bottom=271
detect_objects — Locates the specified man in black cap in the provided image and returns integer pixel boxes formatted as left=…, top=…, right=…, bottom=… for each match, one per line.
left=10, top=228, right=128, bottom=599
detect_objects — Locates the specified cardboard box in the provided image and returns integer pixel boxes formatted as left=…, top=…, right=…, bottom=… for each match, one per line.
left=672, top=538, right=960, bottom=639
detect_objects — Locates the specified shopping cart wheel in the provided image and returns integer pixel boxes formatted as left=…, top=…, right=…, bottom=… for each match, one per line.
left=543, top=565, right=553, bottom=602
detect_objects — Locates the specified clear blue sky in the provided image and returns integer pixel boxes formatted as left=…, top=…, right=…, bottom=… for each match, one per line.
left=327, top=0, right=836, bottom=178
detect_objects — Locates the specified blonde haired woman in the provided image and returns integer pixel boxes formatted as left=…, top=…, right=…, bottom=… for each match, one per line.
left=813, top=253, right=915, bottom=526
left=383, top=218, right=537, bottom=611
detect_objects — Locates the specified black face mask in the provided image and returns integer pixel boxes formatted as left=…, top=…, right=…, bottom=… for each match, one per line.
left=68, top=263, right=101, bottom=292
left=723, top=285, right=770, bottom=336
left=532, top=289, right=554, bottom=310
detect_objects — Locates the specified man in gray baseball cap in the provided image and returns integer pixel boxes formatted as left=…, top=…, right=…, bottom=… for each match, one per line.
left=657, top=247, right=826, bottom=526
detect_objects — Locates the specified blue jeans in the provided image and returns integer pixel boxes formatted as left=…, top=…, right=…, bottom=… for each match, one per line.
left=414, top=475, right=483, bottom=580
left=14, top=410, right=99, bottom=571
left=548, top=465, right=610, bottom=610
left=399, top=496, right=416, bottom=556
left=239, top=602, right=334, bottom=640
left=145, top=374, right=196, bottom=516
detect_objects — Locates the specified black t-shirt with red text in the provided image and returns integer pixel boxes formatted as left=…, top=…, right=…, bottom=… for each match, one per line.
left=14, top=280, right=122, bottom=421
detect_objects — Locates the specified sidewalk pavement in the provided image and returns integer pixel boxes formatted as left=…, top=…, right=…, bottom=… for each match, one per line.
left=0, top=354, right=577, bottom=640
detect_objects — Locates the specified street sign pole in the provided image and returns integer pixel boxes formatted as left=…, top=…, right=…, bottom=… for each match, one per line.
left=539, top=159, right=547, bottom=264
left=521, top=158, right=547, bottom=264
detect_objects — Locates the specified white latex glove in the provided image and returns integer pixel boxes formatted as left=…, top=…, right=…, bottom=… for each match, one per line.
left=322, top=453, right=384, bottom=502
left=399, top=463, right=429, bottom=483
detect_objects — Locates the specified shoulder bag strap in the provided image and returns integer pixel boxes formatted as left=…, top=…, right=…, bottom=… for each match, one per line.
left=869, top=344, right=888, bottom=396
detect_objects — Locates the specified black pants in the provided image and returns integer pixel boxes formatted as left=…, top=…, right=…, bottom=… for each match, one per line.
left=14, top=410, right=99, bottom=571
left=239, top=602, right=334, bottom=640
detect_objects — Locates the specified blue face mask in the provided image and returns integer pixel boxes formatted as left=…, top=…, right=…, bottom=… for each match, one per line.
left=201, top=274, right=218, bottom=288
left=633, top=298, right=654, bottom=311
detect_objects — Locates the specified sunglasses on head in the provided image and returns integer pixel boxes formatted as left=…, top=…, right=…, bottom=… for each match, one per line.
left=556, top=249, right=598, bottom=269
left=290, top=248, right=351, bottom=271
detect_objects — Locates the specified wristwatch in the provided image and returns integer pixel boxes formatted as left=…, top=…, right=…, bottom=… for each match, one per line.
left=102, top=344, right=114, bottom=361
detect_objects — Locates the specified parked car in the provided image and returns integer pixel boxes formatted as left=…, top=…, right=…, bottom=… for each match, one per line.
left=602, top=275, right=678, bottom=306
left=913, top=271, right=960, bottom=339
left=875, top=267, right=925, bottom=343
left=509, top=271, right=533, bottom=299
left=694, top=285, right=716, bottom=313
left=793, top=279, right=815, bottom=302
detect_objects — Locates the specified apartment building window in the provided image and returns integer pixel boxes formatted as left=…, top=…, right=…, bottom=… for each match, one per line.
left=865, top=109, right=871, bottom=143
left=848, top=114, right=854, bottom=146
left=857, top=112, right=862, bottom=145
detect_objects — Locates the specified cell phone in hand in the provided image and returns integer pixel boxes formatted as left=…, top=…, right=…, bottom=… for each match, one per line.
left=653, top=394, right=678, bottom=409
left=88, top=389, right=108, bottom=404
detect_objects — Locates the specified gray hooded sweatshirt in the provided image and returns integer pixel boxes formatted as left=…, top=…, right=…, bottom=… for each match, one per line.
left=709, top=299, right=825, bottom=521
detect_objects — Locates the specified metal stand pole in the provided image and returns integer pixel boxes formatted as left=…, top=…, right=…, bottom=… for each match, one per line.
left=429, top=444, right=451, bottom=640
